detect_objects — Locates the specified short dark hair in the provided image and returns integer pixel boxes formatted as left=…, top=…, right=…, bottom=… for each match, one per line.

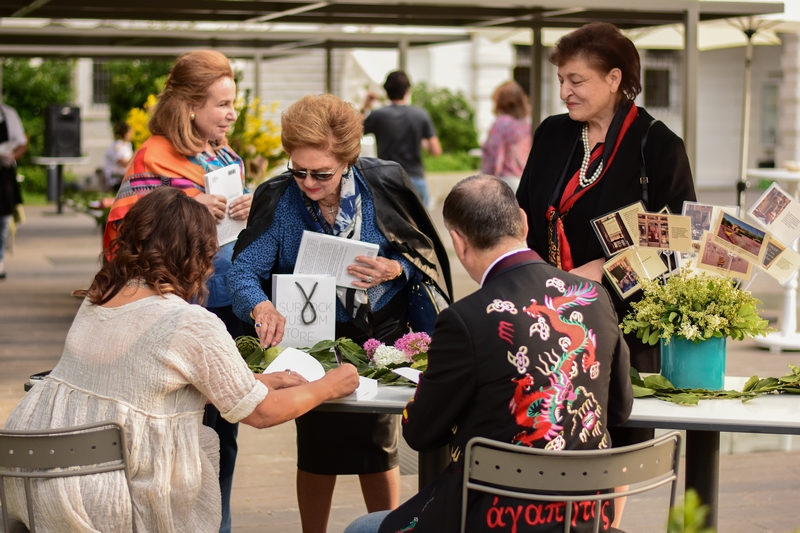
left=550, top=22, right=641, bottom=102
left=443, top=174, right=524, bottom=251
left=384, top=70, right=411, bottom=100
left=90, top=187, right=218, bottom=305
left=112, top=121, right=130, bottom=140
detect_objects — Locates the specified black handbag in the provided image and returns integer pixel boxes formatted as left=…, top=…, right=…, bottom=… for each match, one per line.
left=407, top=270, right=449, bottom=335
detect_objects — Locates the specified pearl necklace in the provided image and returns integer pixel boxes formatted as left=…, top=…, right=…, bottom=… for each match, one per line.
left=579, top=123, right=604, bottom=188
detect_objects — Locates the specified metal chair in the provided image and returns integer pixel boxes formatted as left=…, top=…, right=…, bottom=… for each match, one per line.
left=461, top=431, right=682, bottom=533
left=0, top=421, right=134, bottom=533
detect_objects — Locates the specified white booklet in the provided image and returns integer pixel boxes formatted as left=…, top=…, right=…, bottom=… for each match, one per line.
left=203, top=164, right=246, bottom=246
left=294, top=231, right=380, bottom=288
left=263, top=347, right=378, bottom=401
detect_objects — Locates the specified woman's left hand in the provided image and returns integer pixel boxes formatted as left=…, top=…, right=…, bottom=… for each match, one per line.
left=348, top=255, right=403, bottom=289
left=254, top=370, right=308, bottom=391
left=228, top=193, right=253, bottom=221
left=570, top=258, right=605, bottom=283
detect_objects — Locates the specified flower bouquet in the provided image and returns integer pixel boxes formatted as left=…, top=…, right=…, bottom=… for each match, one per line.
left=621, top=264, right=770, bottom=346
left=236, top=331, right=430, bottom=386
left=621, top=264, right=771, bottom=390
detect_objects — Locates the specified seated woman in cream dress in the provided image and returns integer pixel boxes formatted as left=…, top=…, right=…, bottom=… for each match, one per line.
left=3, top=187, right=359, bottom=533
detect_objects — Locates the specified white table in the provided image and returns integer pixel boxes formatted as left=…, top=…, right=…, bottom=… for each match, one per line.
left=746, top=168, right=800, bottom=351
left=320, top=377, right=800, bottom=529
left=31, top=156, right=90, bottom=215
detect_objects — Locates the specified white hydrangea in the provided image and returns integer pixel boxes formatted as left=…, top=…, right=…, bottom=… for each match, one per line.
left=679, top=322, right=700, bottom=341
left=372, top=345, right=409, bottom=369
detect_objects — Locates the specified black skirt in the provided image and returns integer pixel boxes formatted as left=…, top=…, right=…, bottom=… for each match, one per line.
left=296, top=290, right=409, bottom=475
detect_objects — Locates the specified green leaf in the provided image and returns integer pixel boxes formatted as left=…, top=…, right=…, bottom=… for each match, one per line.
left=647, top=330, right=661, bottom=345
left=742, top=376, right=759, bottom=392
left=632, top=384, right=656, bottom=398
left=669, top=311, right=678, bottom=322
left=663, top=393, right=699, bottom=405
left=643, top=374, right=675, bottom=390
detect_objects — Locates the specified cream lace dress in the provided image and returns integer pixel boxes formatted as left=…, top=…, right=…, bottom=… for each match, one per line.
left=3, top=294, right=268, bottom=532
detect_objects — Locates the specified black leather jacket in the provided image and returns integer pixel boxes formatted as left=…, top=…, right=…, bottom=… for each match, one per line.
left=232, top=157, right=453, bottom=301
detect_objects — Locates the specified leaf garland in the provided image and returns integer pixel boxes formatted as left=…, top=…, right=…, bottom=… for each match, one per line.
left=630, top=365, right=800, bottom=405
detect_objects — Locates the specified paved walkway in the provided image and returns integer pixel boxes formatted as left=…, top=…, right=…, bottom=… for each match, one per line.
left=2, top=185, right=800, bottom=532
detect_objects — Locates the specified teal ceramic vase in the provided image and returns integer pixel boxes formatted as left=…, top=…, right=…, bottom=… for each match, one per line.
left=660, top=336, right=727, bottom=390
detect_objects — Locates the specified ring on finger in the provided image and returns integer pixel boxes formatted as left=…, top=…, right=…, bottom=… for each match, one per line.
left=367, top=275, right=373, bottom=284
left=255, top=323, right=262, bottom=328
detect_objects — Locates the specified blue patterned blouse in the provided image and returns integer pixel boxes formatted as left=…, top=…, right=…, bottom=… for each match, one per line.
left=228, top=169, right=414, bottom=324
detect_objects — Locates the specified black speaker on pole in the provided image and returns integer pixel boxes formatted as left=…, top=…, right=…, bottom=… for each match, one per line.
left=44, top=104, right=81, bottom=157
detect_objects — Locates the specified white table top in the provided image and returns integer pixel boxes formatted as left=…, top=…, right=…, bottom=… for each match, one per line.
left=746, top=168, right=800, bottom=181
left=318, top=377, right=800, bottom=435
left=627, top=377, right=800, bottom=435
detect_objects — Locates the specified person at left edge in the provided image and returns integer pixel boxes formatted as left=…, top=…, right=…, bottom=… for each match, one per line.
left=228, top=93, right=452, bottom=533
left=0, top=101, right=27, bottom=280
left=103, top=50, right=250, bottom=533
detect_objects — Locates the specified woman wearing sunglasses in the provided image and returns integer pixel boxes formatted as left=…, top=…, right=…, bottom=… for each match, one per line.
left=228, top=93, right=452, bottom=533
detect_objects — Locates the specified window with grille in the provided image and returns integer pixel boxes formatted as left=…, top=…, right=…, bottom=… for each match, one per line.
left=644, top=68, right=670, bottom=108
left=92, top=60, right=110, bottom=105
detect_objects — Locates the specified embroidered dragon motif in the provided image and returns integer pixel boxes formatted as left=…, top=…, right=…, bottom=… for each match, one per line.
left=508, top=278, right=605, bottom=447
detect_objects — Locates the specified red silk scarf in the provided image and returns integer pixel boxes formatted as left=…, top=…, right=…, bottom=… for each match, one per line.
left=546, top=104, right=639, bottom=271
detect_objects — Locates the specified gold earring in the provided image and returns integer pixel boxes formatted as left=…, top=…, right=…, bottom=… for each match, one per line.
left=190, top=112, right=196, bottom=121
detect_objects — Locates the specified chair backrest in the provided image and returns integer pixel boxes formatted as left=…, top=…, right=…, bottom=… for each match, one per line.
left=461, top=431, right=681, bottom=533
left=0, top=421, right=134, bottom=533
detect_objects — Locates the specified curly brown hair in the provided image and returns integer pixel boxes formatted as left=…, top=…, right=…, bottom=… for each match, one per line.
left=550, top=22, right=642, bottom=103
left=88, top=188, right=218, bottom=305
left=149, top=50, right=235, bottom=155
left=281, top=94, right=363, bottom=164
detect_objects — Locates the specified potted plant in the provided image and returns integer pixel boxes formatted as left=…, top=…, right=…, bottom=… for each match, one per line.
left=621, top=265, right=770, bottom=389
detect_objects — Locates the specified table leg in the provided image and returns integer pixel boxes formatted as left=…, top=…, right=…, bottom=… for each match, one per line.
left=685, top=430, right=719, bottom=529
left=417, top=445, right=449, bottom=491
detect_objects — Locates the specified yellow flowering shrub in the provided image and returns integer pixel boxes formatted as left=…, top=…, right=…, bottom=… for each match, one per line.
left=126, top=94, right=157, bottom=150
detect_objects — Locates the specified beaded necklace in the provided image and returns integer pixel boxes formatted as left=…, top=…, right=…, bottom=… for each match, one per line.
left=579, top=123, right=604, bottom=188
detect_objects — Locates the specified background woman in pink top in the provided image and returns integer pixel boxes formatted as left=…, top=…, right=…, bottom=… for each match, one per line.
left=481, top=80, right=532, bottom=193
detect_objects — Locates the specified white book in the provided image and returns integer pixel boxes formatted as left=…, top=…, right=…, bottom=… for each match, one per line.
left=203, top=164, right=246, bottom=246
left=294, top=231, right=380, bottom=288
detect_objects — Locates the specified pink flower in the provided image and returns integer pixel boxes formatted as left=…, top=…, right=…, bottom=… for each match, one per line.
left=363, top=338, right=382, bottom=359
left=394, top=332, right=431, bottom=358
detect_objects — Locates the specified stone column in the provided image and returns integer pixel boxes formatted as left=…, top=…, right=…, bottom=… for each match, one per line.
left=778, top=32, right=800, bottom=166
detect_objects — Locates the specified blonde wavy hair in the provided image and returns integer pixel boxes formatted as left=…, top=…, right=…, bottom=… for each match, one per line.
left=281, top=94, right=363, bottom=164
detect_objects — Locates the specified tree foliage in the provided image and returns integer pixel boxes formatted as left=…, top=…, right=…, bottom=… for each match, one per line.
left=411, top=82, right=478, bottom=153
left=2, top=58, right=74, bottom=159
left=104, top=59, right=173, bottom=125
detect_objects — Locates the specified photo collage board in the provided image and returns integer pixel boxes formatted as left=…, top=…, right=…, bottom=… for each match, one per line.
left=593, top=184, right=800, bottom=299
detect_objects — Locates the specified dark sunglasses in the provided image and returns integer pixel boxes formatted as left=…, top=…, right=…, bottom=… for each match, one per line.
left=287, top=161, right=343, bottom=182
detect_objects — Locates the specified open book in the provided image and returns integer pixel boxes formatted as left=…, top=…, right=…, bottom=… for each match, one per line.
left=295, top=231, right=380, bottom=288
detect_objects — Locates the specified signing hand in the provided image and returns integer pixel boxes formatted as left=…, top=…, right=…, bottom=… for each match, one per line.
left=228, top=193, right=252, bottom=221
left=252, top=300, right=286, bottom=348
left=321, top=364, right=360, bottom=399
left=255, top=370, right=308, bottom=390
left=348, top=256, right=403, bottom=289
left=194, top=193, right=227, bottom=222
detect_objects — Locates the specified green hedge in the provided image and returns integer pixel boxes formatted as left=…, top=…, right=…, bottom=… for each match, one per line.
left=423, top=151, right=479, bottom=173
